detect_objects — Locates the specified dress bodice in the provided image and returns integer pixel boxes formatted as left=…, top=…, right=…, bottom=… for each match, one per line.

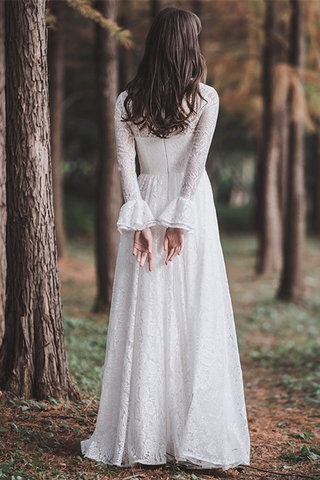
left=135, top=132, right=195, bottom=174
left=113, top=82, right=220, bottom=234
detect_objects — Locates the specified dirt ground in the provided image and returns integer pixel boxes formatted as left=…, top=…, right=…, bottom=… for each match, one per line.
left=1, top=359, right=319, bottom=480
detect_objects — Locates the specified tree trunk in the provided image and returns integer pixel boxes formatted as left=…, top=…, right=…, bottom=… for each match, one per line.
left=93, top=0, right=121, bottom=313
left=256, top=0, right=282, bottom=274
left=48, top=0, right=67, bottom=258
left=277, top=0, right=306, bottom=302
left=276, top=19, right=289, bottom=228
left=278, top=99, right=289, bottom=226
left=150, top=0, right=166, bottom=18
left=118, top=6, right=134, bottom=93
left=192, top=0, right=204, bottom=49
left=312, top=125, right=320, bottom=235
left=0, top=0, right=6, bottom=345
left=0, top=0, right=80, bottom=401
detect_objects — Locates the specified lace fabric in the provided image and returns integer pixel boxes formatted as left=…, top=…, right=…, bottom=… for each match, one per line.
left=179, top=88, right=219, bottom=200
left=114, top=84, right=219, bottom=233
left=81, top=83, right=251, bottom=470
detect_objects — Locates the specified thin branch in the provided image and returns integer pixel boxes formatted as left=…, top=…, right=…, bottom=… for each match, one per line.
left=242, top=464, right=320, bottom=479
left=65, top=0, right=134, bottom=48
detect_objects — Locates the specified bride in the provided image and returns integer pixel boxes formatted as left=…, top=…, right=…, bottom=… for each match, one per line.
left=81, top=6, right=250, bottom=471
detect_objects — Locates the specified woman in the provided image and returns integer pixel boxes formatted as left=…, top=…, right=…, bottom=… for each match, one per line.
left=81, top=6, right=250, bottom=471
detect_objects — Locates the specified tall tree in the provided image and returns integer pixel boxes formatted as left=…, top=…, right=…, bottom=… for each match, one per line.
left=312, top=125, right=320, bottom=235
left=48, top=0, right=67, bottom=258
left=277, top=0, right=306, bottom=302
left=150, top=0, right=166, bottom=18
left=0, top=0, right=80, bottom=400
left=192, top=0, right=204, bottom=49
left=118, top=3, right=135, bottom=92
left=93, top=0, right=121, bottom=312
left=0, top=0, right=6, bottom=345
left=256, top=0, right=286, bottom=275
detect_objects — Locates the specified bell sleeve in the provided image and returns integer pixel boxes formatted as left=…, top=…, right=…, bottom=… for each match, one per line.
left=114, top=92, right=157, bottom=235
left=156, top=88, right=219, bottom=233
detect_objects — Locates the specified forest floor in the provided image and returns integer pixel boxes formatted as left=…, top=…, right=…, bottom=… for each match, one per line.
left=0, top=234, right=319, bottom=480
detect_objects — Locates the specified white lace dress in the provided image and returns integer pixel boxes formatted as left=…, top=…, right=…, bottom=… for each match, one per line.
left=80, top=82, right=251, bottom=470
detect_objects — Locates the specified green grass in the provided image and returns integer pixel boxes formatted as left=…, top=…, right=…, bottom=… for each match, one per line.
left=218, top=233, right=320, bottom=401
left=64, top=316, right=107, bottom=398
left=64, top=194, right=95, bottom=238
left=216, top=203, right=254, bottom=233
left=61, top=233, right=320, bottom=403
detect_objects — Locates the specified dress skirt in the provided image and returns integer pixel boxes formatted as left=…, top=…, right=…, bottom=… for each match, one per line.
left=80, top=169, right=251, bottom=470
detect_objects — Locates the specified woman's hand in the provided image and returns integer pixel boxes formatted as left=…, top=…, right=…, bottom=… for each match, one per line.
left=163, top=227, right=184, bottom=265
left=133, top=227, right=153, bottom=271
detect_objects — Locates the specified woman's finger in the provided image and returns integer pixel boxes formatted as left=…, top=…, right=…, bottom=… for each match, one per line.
left=140, top=251, right=147, bottom=267
left=169, top=248, right=178, bottom=262
left=163, top=235, right=168, bottom=251
left=148, top=251, right=153, bottom=272
left=169, top=249, right=179, bottom=261
left=166, top=247, right=176, bottom=264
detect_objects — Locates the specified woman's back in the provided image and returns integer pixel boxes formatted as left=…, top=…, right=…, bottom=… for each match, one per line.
left=114, top=82, right=220, bottom=234
left=121, top=83, right=219, bottom=176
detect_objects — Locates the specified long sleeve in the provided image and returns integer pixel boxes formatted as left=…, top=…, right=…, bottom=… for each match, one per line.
left=156, top=88, right=219, bottom=233
left=114, top=92, right=157, bottom=234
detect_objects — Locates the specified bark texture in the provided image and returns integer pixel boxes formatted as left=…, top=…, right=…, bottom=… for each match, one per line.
left=93, top=0, right=122, bottom=312
left=256, top=0, right=284, bottom=275
left=278, top=99, right=289, bottom=227
left=0, top=0, right=80, bottom=401
left=48, top=0, right=67, bottom=258
left=192, top=0, right=204, bottom=49
left=277, top=0, right=306, bottom=302
left=0, top=0, right=6, bottom=344
left=150, top=0, right=166, bottom=18
left=118, top=5, right=134, bottom=93
left=312, top=126, right=320, bottom=235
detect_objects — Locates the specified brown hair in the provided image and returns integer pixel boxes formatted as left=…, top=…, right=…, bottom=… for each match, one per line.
left=122, top=7, right=207, bottom=138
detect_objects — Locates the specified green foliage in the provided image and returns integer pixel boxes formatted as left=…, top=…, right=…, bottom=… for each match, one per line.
left=64, top=193, right=94, bottom=238
left=216, top=203, right=254, bottom=233
left=48, top=0, right=133, bottom=47
left=63, top=316, right=108, bottom=397
left=280, top=445, right=320, bottom=464
left=243, top=298, right=320, bottom=398
left=289, top=430, right=315, bottom=442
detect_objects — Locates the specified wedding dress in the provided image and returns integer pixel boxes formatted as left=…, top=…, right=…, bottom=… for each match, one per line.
left=80, top=82, right=251, bottom=470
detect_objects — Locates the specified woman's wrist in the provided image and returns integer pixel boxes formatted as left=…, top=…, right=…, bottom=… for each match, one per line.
left=166, top=227, right=185, bottom=234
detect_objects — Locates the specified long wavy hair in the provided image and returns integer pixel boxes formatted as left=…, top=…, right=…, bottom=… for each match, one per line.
left=122, top=7, right=207, bottom=138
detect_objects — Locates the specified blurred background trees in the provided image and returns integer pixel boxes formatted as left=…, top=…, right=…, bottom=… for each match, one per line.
left=45, top=0, right=319, bottom=307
